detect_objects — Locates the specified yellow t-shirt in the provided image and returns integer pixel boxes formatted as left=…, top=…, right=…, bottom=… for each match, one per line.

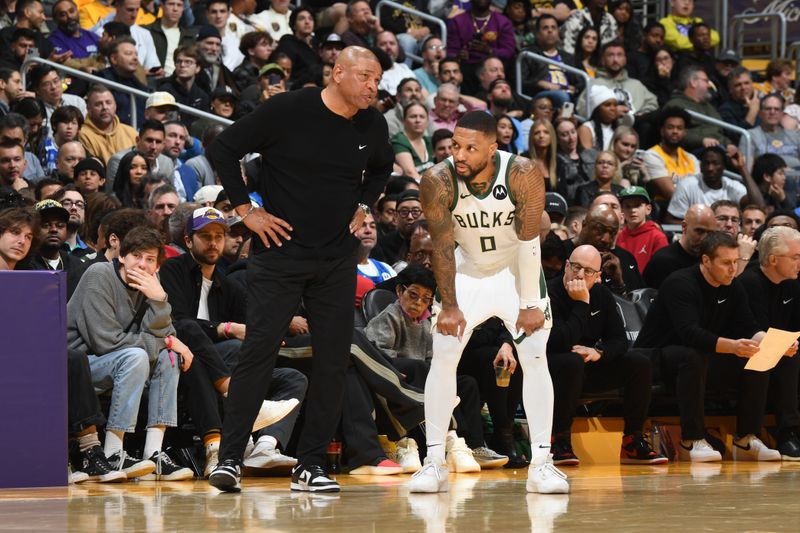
left=79, top=2, right=158, bottom=30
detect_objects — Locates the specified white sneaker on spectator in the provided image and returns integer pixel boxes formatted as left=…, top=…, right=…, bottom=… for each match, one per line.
left=70, top=470, right=89, bottom=484
left=243, top=441, right=297, bottom=471
left=526, top=455, right=569, bottom=494
left=204, top=441, right=220, bottom=478
left=445, top=432, right=480, bottom=473
left=678, top=439, right=722, bottom=462
left=252, top=398, right=299, bottom=432
left=407, top=456, right=449, bottom=493
left=472, top=446, right=509, bottom=469
left=395, top=438, right=423, bottom=473
left=733, top=434, right=781, bottom=461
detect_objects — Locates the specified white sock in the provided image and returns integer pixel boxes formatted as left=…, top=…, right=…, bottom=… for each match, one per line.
left=143, top=427, right=166, bottom=458
left=104, top=430, right=124, bottom=458
left=517, top=329, right=555, bottom=461
left=256, top=435, right=278, bottom=450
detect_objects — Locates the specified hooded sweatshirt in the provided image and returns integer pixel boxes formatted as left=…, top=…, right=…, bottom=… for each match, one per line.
left=616, top=220, right=668, bottom=274
left=78, top=116, right=138, bottom=164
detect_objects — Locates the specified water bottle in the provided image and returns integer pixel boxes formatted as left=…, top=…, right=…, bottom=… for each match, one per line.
left=326, top=439, right=342, bottom=475
left=650, top=424, right=661, bottom=456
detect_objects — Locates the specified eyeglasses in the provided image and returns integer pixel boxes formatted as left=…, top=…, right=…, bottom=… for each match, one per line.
left=175, top=58, right=196, bottom=66
left=567, top=261, right=599, bottom=277
left=427, top=45, right=445, bottom=51
left=715, top=215, right=740, bottom=224
left=397, top=207, right=423, bottom=219
left=60, top=199, right=85, bottom=209
left=401, top=285, right=434, bottom=305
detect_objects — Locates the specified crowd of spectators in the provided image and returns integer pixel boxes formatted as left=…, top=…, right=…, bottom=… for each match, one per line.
left=1, top=0, right=800, bottom=483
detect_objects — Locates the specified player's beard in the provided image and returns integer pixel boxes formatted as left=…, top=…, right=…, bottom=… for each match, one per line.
left=454, top=159, right=488, bottom=182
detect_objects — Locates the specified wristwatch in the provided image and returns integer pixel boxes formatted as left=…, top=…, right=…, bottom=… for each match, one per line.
left=358, top=203, right=371, bottom=215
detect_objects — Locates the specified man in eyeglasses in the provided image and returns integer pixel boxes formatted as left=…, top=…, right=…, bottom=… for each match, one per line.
left=569, top=202, right=644, bottom=296
left=52, top=185, right=93, bottom=258
left=546, top=244, right=666, bottom=466
left=372, top=189, right=426, bottom=265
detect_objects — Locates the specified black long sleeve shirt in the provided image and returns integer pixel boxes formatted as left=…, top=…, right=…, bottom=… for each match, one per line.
left=739, top=267, right=800, bottom=333
left=159, top=252, right=247, bottom=342
left=643, top=241, right=697, bottom=289
left=635, top=265, right=758, bottom=353
left=207, top=87, right=394, bottom=260
left=547, top=274, right=628, bottom=362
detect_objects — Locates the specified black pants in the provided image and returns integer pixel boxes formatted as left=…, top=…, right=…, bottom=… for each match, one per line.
left=650, top=346, right=770, bottom=439
left=769, top=354, right=800, bottom=431
left=220, top=251, right=357, bottom=466
left=458, top=345, right=522, bottom=438
left=548, top=349, right=652, bottom=436
left=174, top=319, right=231, bottom=437
left=68, top=349, right=105, bottom=434
left=391, top=358, right=485, bottom=449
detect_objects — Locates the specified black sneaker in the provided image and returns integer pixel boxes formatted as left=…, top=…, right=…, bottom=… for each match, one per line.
left=82, top=446, right=127, bottom=483
left=141, top=451, right=194, bottom=481
left=291, top=463, right=341, bottom=492
left=779, top=430, right=800, bottom=461
left=620, top=433, right=669, bottom=464
left=107, top=451, right=156, bottom=479
left=209, top=459, right=242, bottom=492
left=551, top=436, right=579, bottom=466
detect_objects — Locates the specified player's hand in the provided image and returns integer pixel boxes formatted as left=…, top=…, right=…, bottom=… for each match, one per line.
left=239, top=207, right=293, bottom=248
left=785, top=341, right=798, bottom=357
left=349, top=206, right=367, bottom=234
left=516, top=307, right=545, bottom=337
left=732, top=338, right=760, bottom=358
left=437, top=306, right=467, bottom=340
left=565, top=278, right=590, bottom=303
left=492, top=343, right=517, bottom=373
left=572, top=345, right=601, bottom=362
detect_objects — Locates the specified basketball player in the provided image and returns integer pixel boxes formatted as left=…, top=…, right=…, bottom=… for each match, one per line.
left=408, top=112, right=569, bottom=494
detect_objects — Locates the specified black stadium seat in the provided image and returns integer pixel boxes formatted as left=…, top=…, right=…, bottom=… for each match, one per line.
left=361, top=289, right=398, bottom=325
left=613, top=294, right=644, bottom=347
left=628, top=288, right=658, bottom=320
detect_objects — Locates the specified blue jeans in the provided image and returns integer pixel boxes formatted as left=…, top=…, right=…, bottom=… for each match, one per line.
left=89, top=347, right=180, bottom=432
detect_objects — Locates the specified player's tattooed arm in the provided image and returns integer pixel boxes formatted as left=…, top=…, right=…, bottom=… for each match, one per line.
left=420, top=162, right=458, bottom=308
left=508, top=156, right=546, bottom=240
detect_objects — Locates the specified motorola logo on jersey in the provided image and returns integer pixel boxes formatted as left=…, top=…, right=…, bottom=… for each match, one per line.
left=493, top=184, right=508, bottom=200
left=454, top=210, right=515, bottom=229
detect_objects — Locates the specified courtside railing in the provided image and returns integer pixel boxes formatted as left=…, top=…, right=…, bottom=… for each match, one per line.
left=729, top=11, right=787, bottom=60
left=21, top=56, right=234, bottom=130
left=515, top=51, right=591, bottom=120
left=375, top=0, right=447, bottom=64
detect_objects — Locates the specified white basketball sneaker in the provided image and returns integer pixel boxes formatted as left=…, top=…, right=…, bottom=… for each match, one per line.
left=408, top=456, right=449, bottom=493
left=732, top=434, right=781, bottom=461
left=678, top=439, right=722, bottom=462
left=526, top=455, right=569, bottom=494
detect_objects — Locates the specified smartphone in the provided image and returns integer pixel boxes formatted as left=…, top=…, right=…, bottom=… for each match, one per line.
left=560, top=101, right=574, bottom=119
left=267, top=72, right=283, bottom=86
left=634, top=149, right=646, bottom=161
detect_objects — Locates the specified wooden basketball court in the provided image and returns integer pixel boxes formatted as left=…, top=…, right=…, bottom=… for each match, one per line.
left=2, top=462, right=799, bottom=532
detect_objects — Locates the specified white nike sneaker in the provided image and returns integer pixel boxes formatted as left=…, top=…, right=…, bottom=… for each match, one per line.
left=445, top=432, right=480, bottom=473
left=252, top=398, right=300, bottom=432
left=204, top=441, right=220, bottom=478
left=408, top=457, right=449, bottom=493
left=678, top=439, right=722, bottom=462
left=526, top=455, right=569, bottom=494
left=732, top=434, right=781, bottom=461
left=395, top=438, right=423, bottom=473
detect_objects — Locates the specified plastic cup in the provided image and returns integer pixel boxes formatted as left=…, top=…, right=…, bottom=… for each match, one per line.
left=494, top=365, right=511, bottom=387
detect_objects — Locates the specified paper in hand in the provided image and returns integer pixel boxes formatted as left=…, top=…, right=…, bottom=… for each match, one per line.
left=744, top=328, right=800, bottom=372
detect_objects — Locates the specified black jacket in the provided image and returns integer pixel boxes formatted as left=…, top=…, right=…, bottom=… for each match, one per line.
left=156, top=76, right=210, bottom=127
left=21, top=250, right=86, bottom=300
left=158, top=251, right=246, bottom=342
left=275, top=34, right=321, bottom=82
left=547, top=274, right=628, bottom=362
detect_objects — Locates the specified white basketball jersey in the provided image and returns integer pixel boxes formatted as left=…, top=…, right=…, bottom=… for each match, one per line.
left=445, top=151, right=519, bottom=273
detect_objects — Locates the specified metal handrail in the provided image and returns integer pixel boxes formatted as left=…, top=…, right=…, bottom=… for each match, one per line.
left=514, top=51, right=591, bottom=111
left=375, top=0, right=447, bottom=64
left=729, top=11, right=787, bottom=60
left=686, top=109, right=753, bottom=169
left=20, top=56, right=234, bottom=130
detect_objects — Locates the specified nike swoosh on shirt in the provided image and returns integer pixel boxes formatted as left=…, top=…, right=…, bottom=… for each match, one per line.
left=358, top=144, right=367, bottom=150
left=460, top=193, right=471, bottom=199
left=628, top=265, right=635, bottom=269
left=717, top=299, right=727, bottom=304
left=591, top=310, right=601, bottom=316
left=784, top=299, right=794, bottom=304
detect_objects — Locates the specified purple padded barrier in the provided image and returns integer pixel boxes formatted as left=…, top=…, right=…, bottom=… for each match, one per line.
left=0, top=271, right=67, bottom=488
